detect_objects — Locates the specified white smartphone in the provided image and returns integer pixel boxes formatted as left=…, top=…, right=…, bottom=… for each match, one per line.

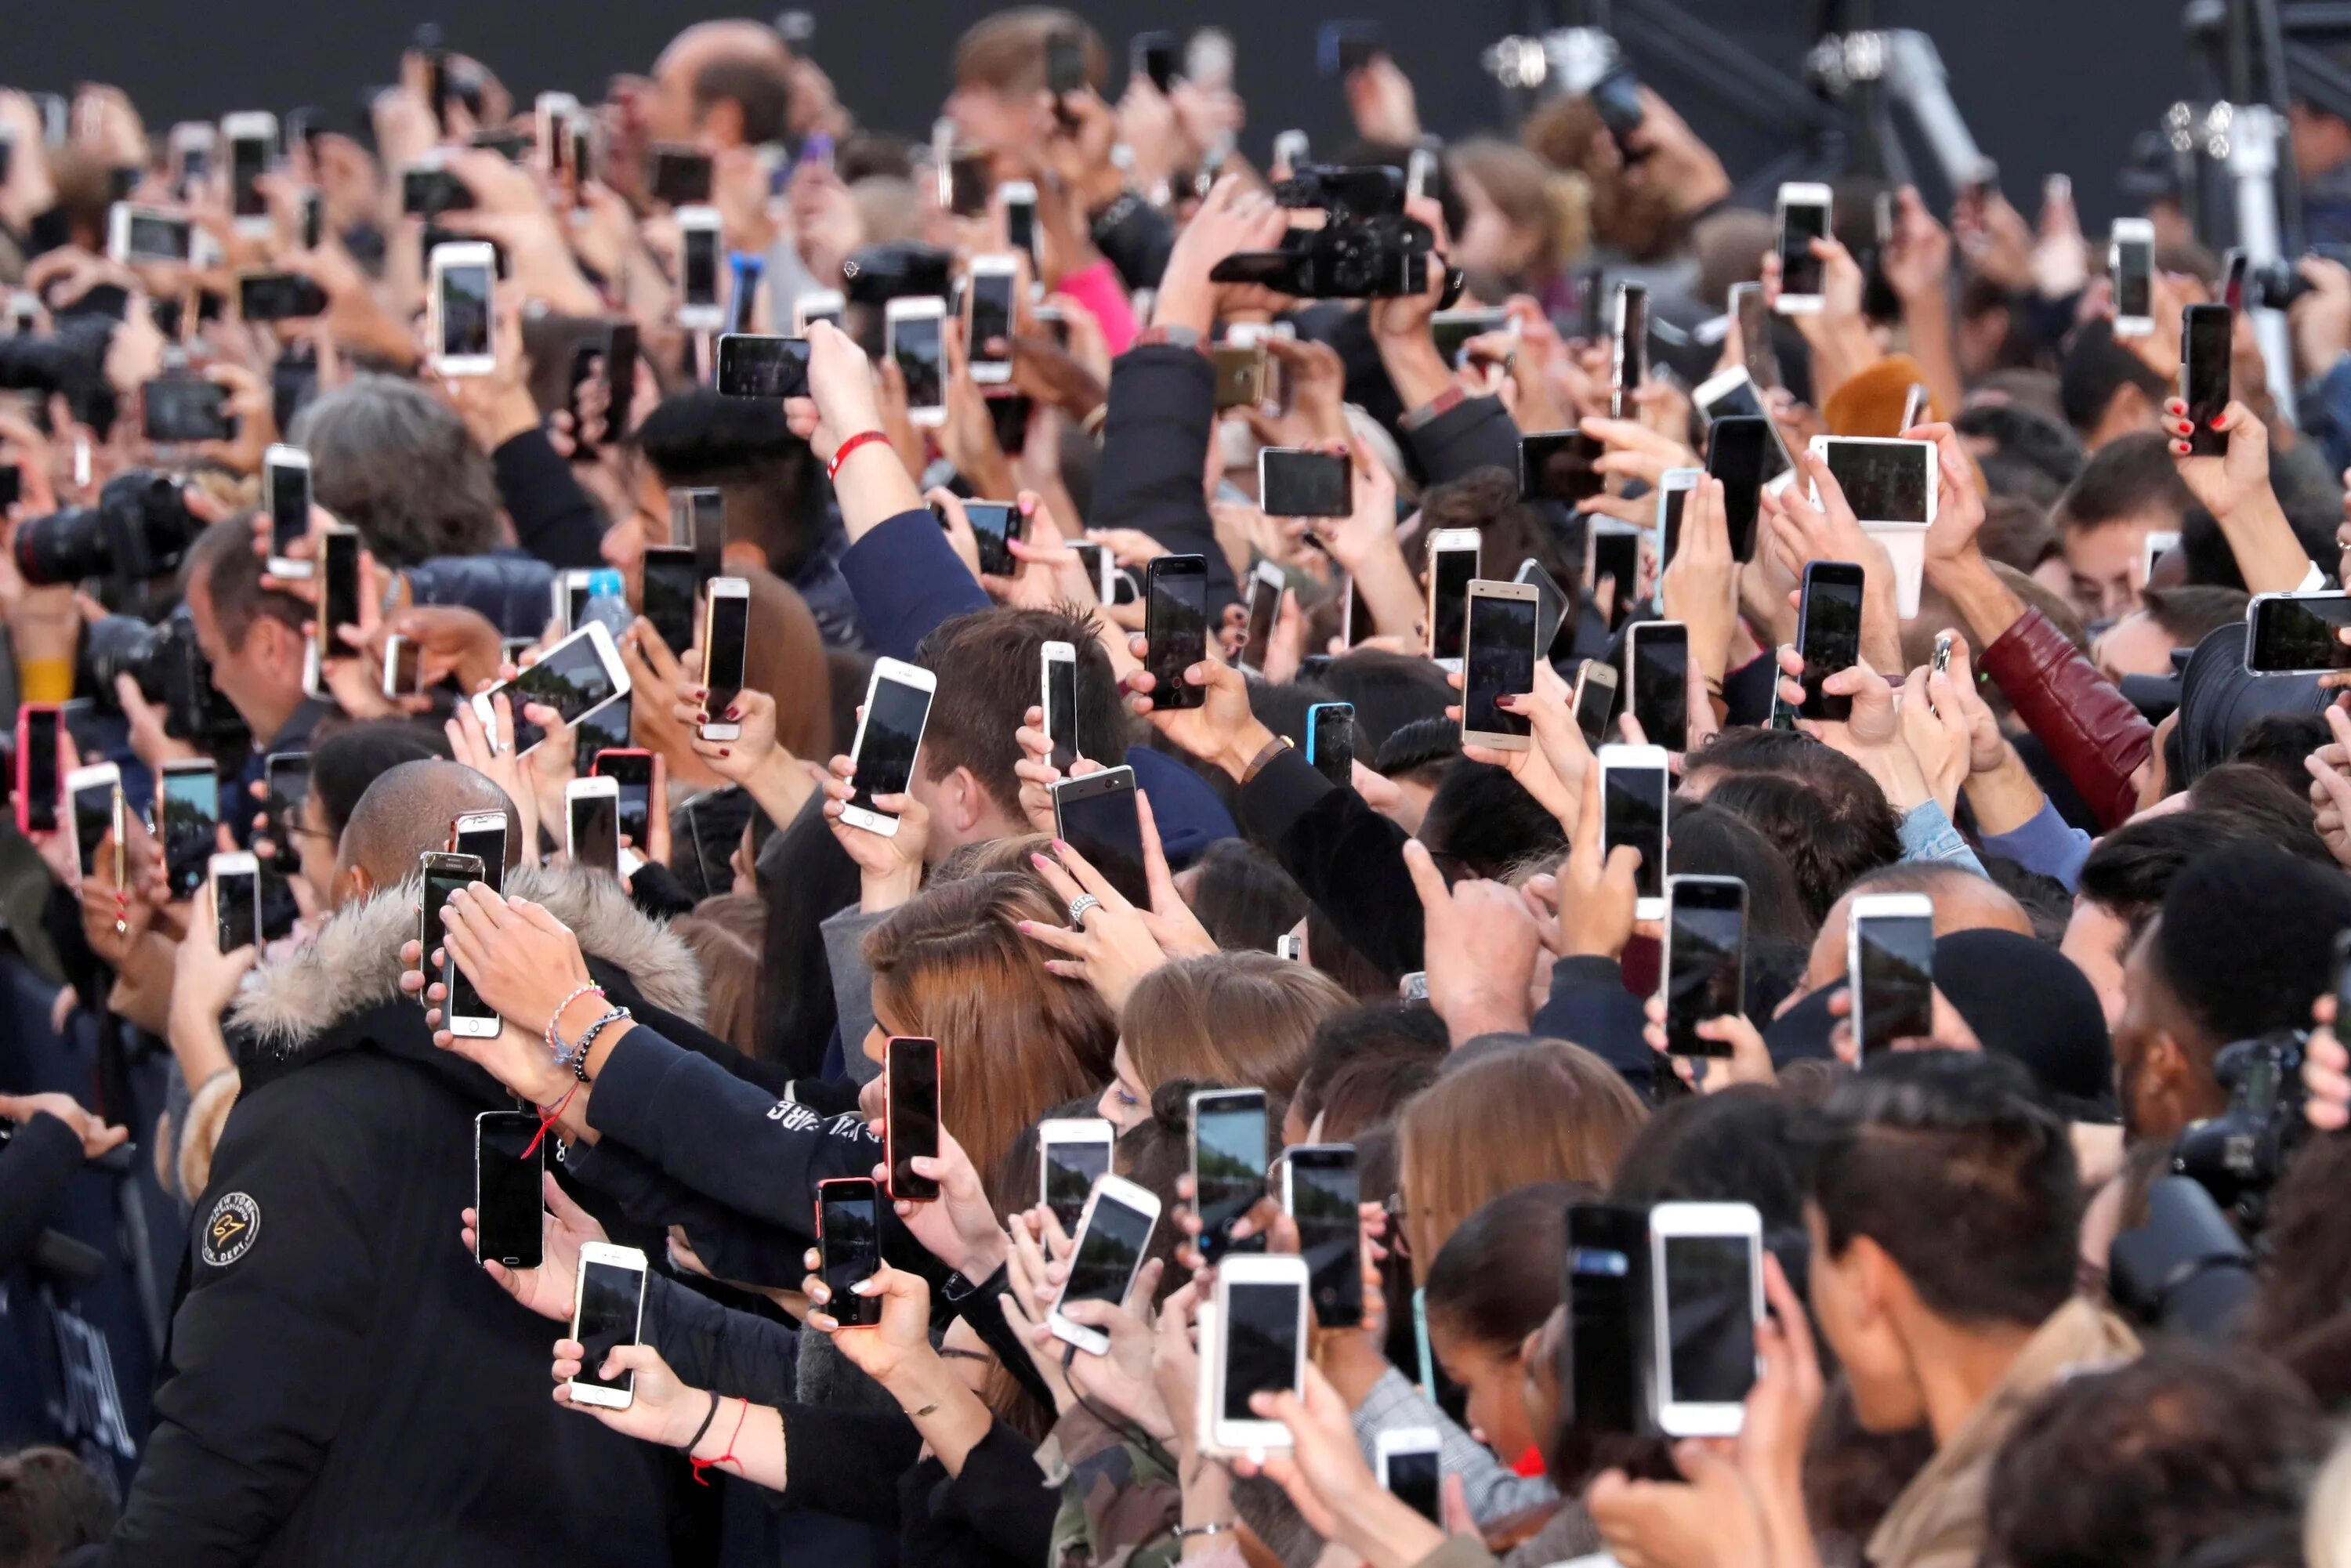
left=1049, top=1171, right=1163, bottom=1355
left=169, top=120, right=216, bottom=191
left=699, top=577, right=752, bottom=741
left=1209, top=1253, right=1310, bottom=1452
left=552, top=568, right=594, bottom=635
left=421, top=849, right=501, bottom=1038
left=1040, top=639, right=1079, bottom=770
left=1276, top=932, right=1305, bottom=961
left=1774, top=183, right=1832, bottom=315
left=886, top=296, right=948, bottom=428
left=1847, top=891, right=1936, bottom=1056
left=469, top=621, right=632, bottom=753
left=842, top=657, right=938, bottom=837
left=223, top=111, right=277, bottom=236
left=793, top=288, right=846, bottom=335
left=65, top=762, right=122, bottom=882
left=1656, top=465, right=1701, bottom=563
left=2139, top=529, right=2181, bottom=588
left=567, top=1242, right=650, bottom=1410
left=566, top=776, right=621, bottom=875
left=451, top=809, right=509, bottom=896
left=966, top=254, right=1020, bottom=385
left=263, top=444, right=313, bottom=579
left=1272, top=129, right=1310, bottom=171
left=1808, top=436, right=1937, bottom=527
left=381, top=634, right=422, bottom=700
left=2110, top=217, right=2156, bottom=339
left=998, top=179, right=1039, bottom=258
left=1425, top=527, right=1482, bottom=673
left=534, top=91, right=580, bottom=172
left=1649, top=1201, right=1764, bottom=1438
left=209, top=850, right=261, bottom=953
left=1598, top=743, right=1670, bottom=922
left=107, top=203, right=194, bottom=266
left=1460, top=579, right=1541, bottom=752
left=677, top=205, right=725, bottom=330
left=1375, top=1428, right=1444, bottom=1523
left=1036, top=1117, right=1116, bottom=1231
left=427, top=241, right=498, bottom=377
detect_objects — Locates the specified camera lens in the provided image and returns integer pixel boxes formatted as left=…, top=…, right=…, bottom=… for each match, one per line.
left=13, top=504, right=107, bottom=587
left=14, top=470, right=201, bottom=589
left=83, top=614, right=164, bottom=708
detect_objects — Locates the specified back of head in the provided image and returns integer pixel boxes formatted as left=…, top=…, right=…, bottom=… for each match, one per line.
left=953, top=7, right=1105, bottom=95
left=1980, top=1342, right=2327, bottom=1568
left=1315, top=1051, right=1440, bottom=1141
left=306, top=719, right=453, bottom=843
left=1423, top=1182, right=1578, bottom=1351
left=692, top=49, right=794, bottom=146
left=632, top=389, right=827, bottom=577
left=736, top=566, right=834, bottom=759
left=672, top=893, right=764, bottom=1056
left=0, top=1446, right=117, bottom=1563
left=1418, top=469, right=1578, bottom=594
left=914, top=606, right=1124, bottom=819
left=1699, top=766, right=1901, bottom=925
left=338, top=759, right=521, bottom=894
left=1122, top=952, right=1349, bottom=1112
left=2189, top=759, right=2331, bottom=862
left=2051, top=432, right=2193, bottom=537
left=1399, top=1038, right=1646, bottom=1265
left=1420, top=759, right=1567, bottom=880
left=2223, top=718, right=2334, bottom=806
left=1665, top=801, right=1814, bottom=943
left=2144, top=584, right=2251, bottom=650
left=183, top=515, right=308, bottom=653
left=1296, top=999, right=1450, bottom=1129
left=1954, top=400, right=2086, bottom=493
left=2058, top=320, right=2169, bottom=440
left=1316, top=648, right=1456, bottom=751
left=1183, top=838, right=1307, bottom=955
left=1608, top=1085, right=1814, bottom=1238
left=2154, top=842, right=2351, bottom=1052
left=291, top=375, right=500, bottom=566
left=1813, top=1051, right=2080, bottom=1329
left=2079, top=809, right=2249, bottom=931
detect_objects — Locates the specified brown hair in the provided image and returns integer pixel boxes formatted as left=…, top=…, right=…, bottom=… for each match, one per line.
left=952, top=8, right=1107, bottom=96
left=1397, top=1039, right=1646, bottom=1269
left=1520, top=96, right=1686, bottom=263
left=864, top=873, right=1114, bottom=1203
left=184, top=514, right=307, bottom=649
left=912, top=605, right=1127, bottom=820
left=1448, top=137, right=1578, bottom=278
left=1121, top=952, right=1349, bottom=1114
left=735, top=566, right=833, bottom=761
left=673, top=893, right=766, bottom=1055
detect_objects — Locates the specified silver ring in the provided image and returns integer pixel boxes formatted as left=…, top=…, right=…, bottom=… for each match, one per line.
left=1067, top=893, right=1103, bottom=926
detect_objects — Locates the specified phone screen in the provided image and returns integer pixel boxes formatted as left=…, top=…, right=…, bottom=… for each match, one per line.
left=1043, top=1133, right=1112, bottom=1230
left=705, top=592, right=750, bottom=713
left=320, top=532, right=360, bottom=650
left=422, top=856, right=492, bottom=1024
left=1056, top=773, right=1147, bottom=906
left=820, top=1182, right=884, bottom=1325
left=1736, top=285, right=1778, bottom=385
left=215, top=867, right=259, bottom=951
left=575, top=693, right=631, bottom=760
left=1798, top=568, right=1865, bottom=719
left=2114, top=237, right=2154, bottom=319
left=1387, top=1447, right=1441, bottom=1523
left=1063, top=1193, right=1154, bottom=1310
left=230, top=135, right=268, bottom=219
left=437, top=259, right=493, bottom=359
left=1222, top=1280, right=1303, bottom=1421
left=851, top=676, right=933, bottom=820
left=1630, top=626, right=1690, bottom=751
left=1705, top=418, right=1768, bottom=562
left=1664, top=1233, right=1758, bottom=1406
left=969, top=271, right=1015, bottom=367
left=1194, top=1093, right=1268, bottom=1264
left=887, top=1037, right=942, bottom=1200
left=127, top=209, right=191, bottom=261
left=1592, top=529, right=1640, bottom=624
left=1821, top=442, right=1931, bottom=523
left=1145, top=556, right=1208, bottom=709
left=962, top=502, right=1018, bottom=577
left=454, top=820, right=506, bottom=897
left=1289, top=1150, right=1362, bottom=1328
left=1429, top=545, right=1479, bottom=664
left=1006, top=196, right=1037, bottom=255
left=592, top=753, right=654, bottom=848
left=1262, top=450, right=1352, bottom=517
left=1463, top=592, right=1537, bottom=737
left=682, top=228, right=720, bottom=308
left=574, top=1257, right=645, bottom=1393
left=266, top=755, right=308, bottom=849
left=1665, top=882, right=1746, bottom=1056
left=1574, top=666, right=1617, bottom=743
left=2249, top=595, right=2351, bottom=672
left=1613, top=284, right=1648, bottom=415
left=22, top=710, right=57, bottom=832
left=1241, top=572, right=1281, bottom=671
left=72, top=780, right=114, bottom=878
left=2183, top=306, right=2232, bottom=457
left=1045, top=655, right=1078, bottom=770
left=571, top=789, right=620, bottom=873
left=639, top=547, right=699, bottom=658
left=715, top=334, right=810, bottom=397
left=1857, top=914, right=1936, bottom=1053
left=1603, top=765, right=1668, bottom=904
left=1779, top=198, right=1828, bottom=296
left=144, top=379, right=230, bottom=443
left=1520, top=431, right=1606, bottom=505
left=161, top=766, right=218, bottom=900
left=501, top=628, right=623, bottom=743
left=1310, top=703, right=1355, bottom=785
left=1567, top=1204, right=1643, bottom=1434
left=893, top=310, right=946, bottom=411
left=476, top=1111, right=545, bottom=1268
left=267, top=458, right=310, bottom=559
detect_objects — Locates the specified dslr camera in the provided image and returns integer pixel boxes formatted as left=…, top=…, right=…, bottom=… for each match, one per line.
left=1209, top=165, right=1459, bottom=302
left=85, top=607, right=247, bottom=747
left=2244, top=247, right=2351, bottom=310
left=2169, top=1029, right=2307, bottom=1232
left=15, top=470, right=207, bottom=595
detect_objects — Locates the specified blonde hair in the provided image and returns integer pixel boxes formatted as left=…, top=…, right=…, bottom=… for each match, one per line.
left=1122, top=953, right=1349, bottom=1114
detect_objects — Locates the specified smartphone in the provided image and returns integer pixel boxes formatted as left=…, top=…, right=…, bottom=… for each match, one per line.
left=1049, top=1173, right=1163, bottom=1353
left=107, top=203, right=194, bottom=265
left=1259, top=448, right=1352, bottom=517
left=153, top=759, right=216, bottom=900
left=636, top=544, right=700, bottom=659
left=535, top=90, right=579, bottom=175
left=1599, top=743, right=1670, bottom=921
left=965, top=255, right=1019, bottom=386
left=400, top=156, right=474, bottom=217
left=1425, top=529, right=1482, bottom=672
left=1000, top=179, right=1039, bottom=258
left=1376, top=1429, right=1442, bottom=1523
left=1432, top=306, right=1509, bottom=368
left=1588, top=522, right=1643, bottom=630
left=1276, top=932, right=1305, bottom=961
left=1238, top=560, right=1284, bottom=675
left=2110, top=218, right=2156, bottom=338
left=1272, top=129, right=1310, bottom=170
left=1212, top=342, right=1268, bottom=411
left=1282, top=1144, right=1361, bottom=1329
left=1812, top=436, right=1936, bottom=528
left=1649, top=1202, right=1763, bottom=1438
left=1144, top=555, right=1210, bottom=711
left=1306, top=701, right=1355, bottom=787
left=2182, top=302, right=2231, bottom=458
left=66, top=764, right=118, bottom=881
left=237, top=271, right=328, bottom=323
left=1565, top=1202, right=1648, bottom=1436
left=451, top=809, right=506, bottom=897
left=566, top=777, right=621, bottom=875
left=420, top=849, right=498, bottom=1037
left=2246, top=591, right=2351, bottom=672
left=475, top=1110, right=545, bottom=1269
left=1038, top=1117, right=1115, bottom=1232
left=1051, top=766, right=1148, bottom=907
left=1020, top=642, right=1076, bottom=779
left=567, top=1243, right=650, bottom=1408
left=1612, top=283, right=1648, bottom=418
left=714, top=333, right=810, bottom=398
left=598, top=323, right=641, bottom=445
left=1774, top=183, right=1831, bottom=313
left=223, top=112, right=277, bottom=234
left=1703, top=416, right=1770, bottom=563
left=1136, top=30, right=1182, bottom=91
left=1512, top=558, right=1571, bottom=657
left=264, top=751, right=309, bottom=852
left=1572, top=660, right=1620, bottom=744
left=169, top=121, right=215, bottom=195
left=1191, top=1088, right=1269, bottom=1266
left=211, top=850, right=260, bottom=952
left=1849, top=891, right=1936, bottom=1054
left=427, top=241, right=496, bottom=377
left=676, top=206, right=724, bottom=330
left=650, top=144, right=714, bottom=206
left=697, top=578, right=751, bottom=740
left=1625, top=621, right=1690, bottom=752
left=16, top=704, right=60, bottom=835
left=1462, top=580, right=1540, bottom=751
left=1519, top=430, right=1607, bottom=507
left=885, top=1036, right=943, bottom=1201
left=1662, top=876, right=1748, bottom=1058
left=588, top=749, right=654, bottom=852
left=316, top=527, right=360, bottom=662
left=1899, top=382, right=1930, bottom=433
left=844, top=657, right=937, bottom=837
left=1211, top=1255, right=1310, bottom=1450
left=1796, top=562, right=1866, bottom=721
left=945, top=499, right=1015, bottom=578
left=2139, top=529, right=2182, bottom=588
left=263, top=446, right=313, bottom=578
left=886, top=297, right=948, bottom=427
left=470, top=623, right=632, bottom=755
left=143, top=378, right=232, bottom=444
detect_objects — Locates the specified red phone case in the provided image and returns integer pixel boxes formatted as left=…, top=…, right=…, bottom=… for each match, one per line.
left=882, top=1036, right=942, bottom=1201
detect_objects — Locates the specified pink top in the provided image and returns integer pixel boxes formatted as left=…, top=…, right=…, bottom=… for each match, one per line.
left=1058, top=258, right=1138, bottom=357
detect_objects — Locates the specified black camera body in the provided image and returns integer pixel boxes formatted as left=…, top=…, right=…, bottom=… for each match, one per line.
left=1209, top=165, right=1450, bottom=301
left=15, top=471, right=205, bottom=593
left=2246, top=247, right=2351, bottom=310
left=85, top=608, right=247, bottom=748
left=2170, top=1029, right=2308, bottom=1231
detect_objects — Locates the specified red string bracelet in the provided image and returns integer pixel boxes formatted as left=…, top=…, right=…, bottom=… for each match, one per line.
left=690, top=1397, right=752, bottom=1486
left=827, top=429, right=889, bottom=481
left=523, top=1086, right=577, bottom=1160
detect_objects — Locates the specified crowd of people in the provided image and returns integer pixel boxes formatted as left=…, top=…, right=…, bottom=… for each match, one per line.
left=8, top=9, right=2351, bottom=1567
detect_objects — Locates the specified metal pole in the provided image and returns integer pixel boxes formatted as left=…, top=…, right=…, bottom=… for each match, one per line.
left=2230, top=104, right=2302, bottom=418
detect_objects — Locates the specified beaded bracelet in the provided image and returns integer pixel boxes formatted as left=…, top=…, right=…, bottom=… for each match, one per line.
left=545, top=983, right=607, bottom=1062
left=570, top=1006, right=633, bottom=1082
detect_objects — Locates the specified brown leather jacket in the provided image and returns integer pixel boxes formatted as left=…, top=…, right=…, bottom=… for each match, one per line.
left=1980, top=607, right=2153, bottom=830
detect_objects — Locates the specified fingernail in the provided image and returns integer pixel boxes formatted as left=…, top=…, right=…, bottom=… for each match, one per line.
left=723, top=707, right=738, bottom=721
left=719, top=748, right=731, bottom=758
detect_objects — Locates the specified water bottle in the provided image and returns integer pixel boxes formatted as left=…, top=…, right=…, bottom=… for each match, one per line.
left=579, top=568, right=634, bottom=643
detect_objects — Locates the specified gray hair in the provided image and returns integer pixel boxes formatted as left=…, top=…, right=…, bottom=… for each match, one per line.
left=289, top=375, right=502, bottom=567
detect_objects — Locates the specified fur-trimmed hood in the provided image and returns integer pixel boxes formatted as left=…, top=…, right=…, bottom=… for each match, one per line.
left=231, top=863, right=706, bottom=1052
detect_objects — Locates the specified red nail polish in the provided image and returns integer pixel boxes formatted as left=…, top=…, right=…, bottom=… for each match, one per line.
left=719, top=748, right=731, bottom=758
left=723, top=706, right=739, bottom=721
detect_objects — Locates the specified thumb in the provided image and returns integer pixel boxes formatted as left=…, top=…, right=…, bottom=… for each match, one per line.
left=91, top=1123, right=132, bottom=1153
left=597, top=1342, right=660, bottom=1380
left=543, top=1169, right=598, bottom=1232
left=1440, top=1472, right=1476, bottom=1536
left=1400, top=838, right=1451, bottom=911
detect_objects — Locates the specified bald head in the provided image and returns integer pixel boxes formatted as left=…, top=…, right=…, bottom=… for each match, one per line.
left=334, top=760, right=522, bottom=904
left=1804, top=864, right=2033, bottom=987
left=652, top=20, right=793, bottom=146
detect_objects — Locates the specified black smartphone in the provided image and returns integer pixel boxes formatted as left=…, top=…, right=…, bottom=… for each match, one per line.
left=591, top=749, right=655, bottom=849
left=143, top=378, right=231, bottom=443
left=702, top=584, right=751, bottom=722
left=1133, top=30, right=1180, bottom=91
left=1285, top=1145, right=1362, bottom=1329
left=1590, top=527, right=1641, bottom=629
left=639, top=545, right=700, bottom=658
left=264, top=751, right=309, bottom=850
left=2182, top=302, right=2232, bottom=458
left=1777, top=190, right=1830, bottom=300
left=1627, top=621, right=1690, bottom=752
left=1612, top=284, right=1648, bottom=418
left=474, top=1110, right=545, bottom=1269
left=1144, top=555, right=1209, bottom=712
left=1601, top=751, right=1668, bottom=909
left=1307, top=701, right=1355, bottom=786
left=817, top=1178, right=885, bottom=1326
left=1042, top=646, right=1079, bottom=770
left=958, top=501, right=1020, bottom=578
left=19, top=706, right=59, bottom=834
left=1047, top=29, right=1089, bottom=94
left=1192, top=1088, right=1269, bottom=1265
left=1565, top=1202, right=1647, bottom=1436
left=1664, top=877, right=1747, bottom=1057
left=1052, top=766, right=1148, bottom=907
left=213, top=856, right=260, bottom=952
left=2247, top=592, right=2351, bottom=672
left=319, top=530, right=360, bottom=657
left=159, top=761, right=218, bottom=900
left=239, top=271, right=328, bottom=322
left=1704, top=417, right=1769, bottom=562
left=1514, top=558, right=1570, bottom=657
left=418, top=850, right=490, bottom=1026
left=1259, top=449, right=1353, bottom=517
left=649, top=144, right=714, bottom=205
left=886, top=1035, right=942, bottom=1201
left=266, top=451, right=311, bottom=569
left=1733, top=282, right=1780, bottom=389
left=1796, top=562, right=1866, bottom=720
left=1519, top=431, right=1607, bottom=507
left=1573, top=661, right=1620, bottom=744
left=715, top=333, right=811, bottom=398
left=606, top=322, right=640, bottom=439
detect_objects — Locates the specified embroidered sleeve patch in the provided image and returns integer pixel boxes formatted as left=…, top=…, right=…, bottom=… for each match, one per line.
left=201, top=1192, right=260, bottom=1267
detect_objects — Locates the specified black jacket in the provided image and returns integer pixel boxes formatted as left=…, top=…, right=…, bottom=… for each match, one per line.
left=1092, top=344, right=1240, bottom=614
left=1237, top=746, right=1420, bottom=980
left=0, top=1110, right=84, bottom=1276
left=97, top=868, right=708, bottom=1567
